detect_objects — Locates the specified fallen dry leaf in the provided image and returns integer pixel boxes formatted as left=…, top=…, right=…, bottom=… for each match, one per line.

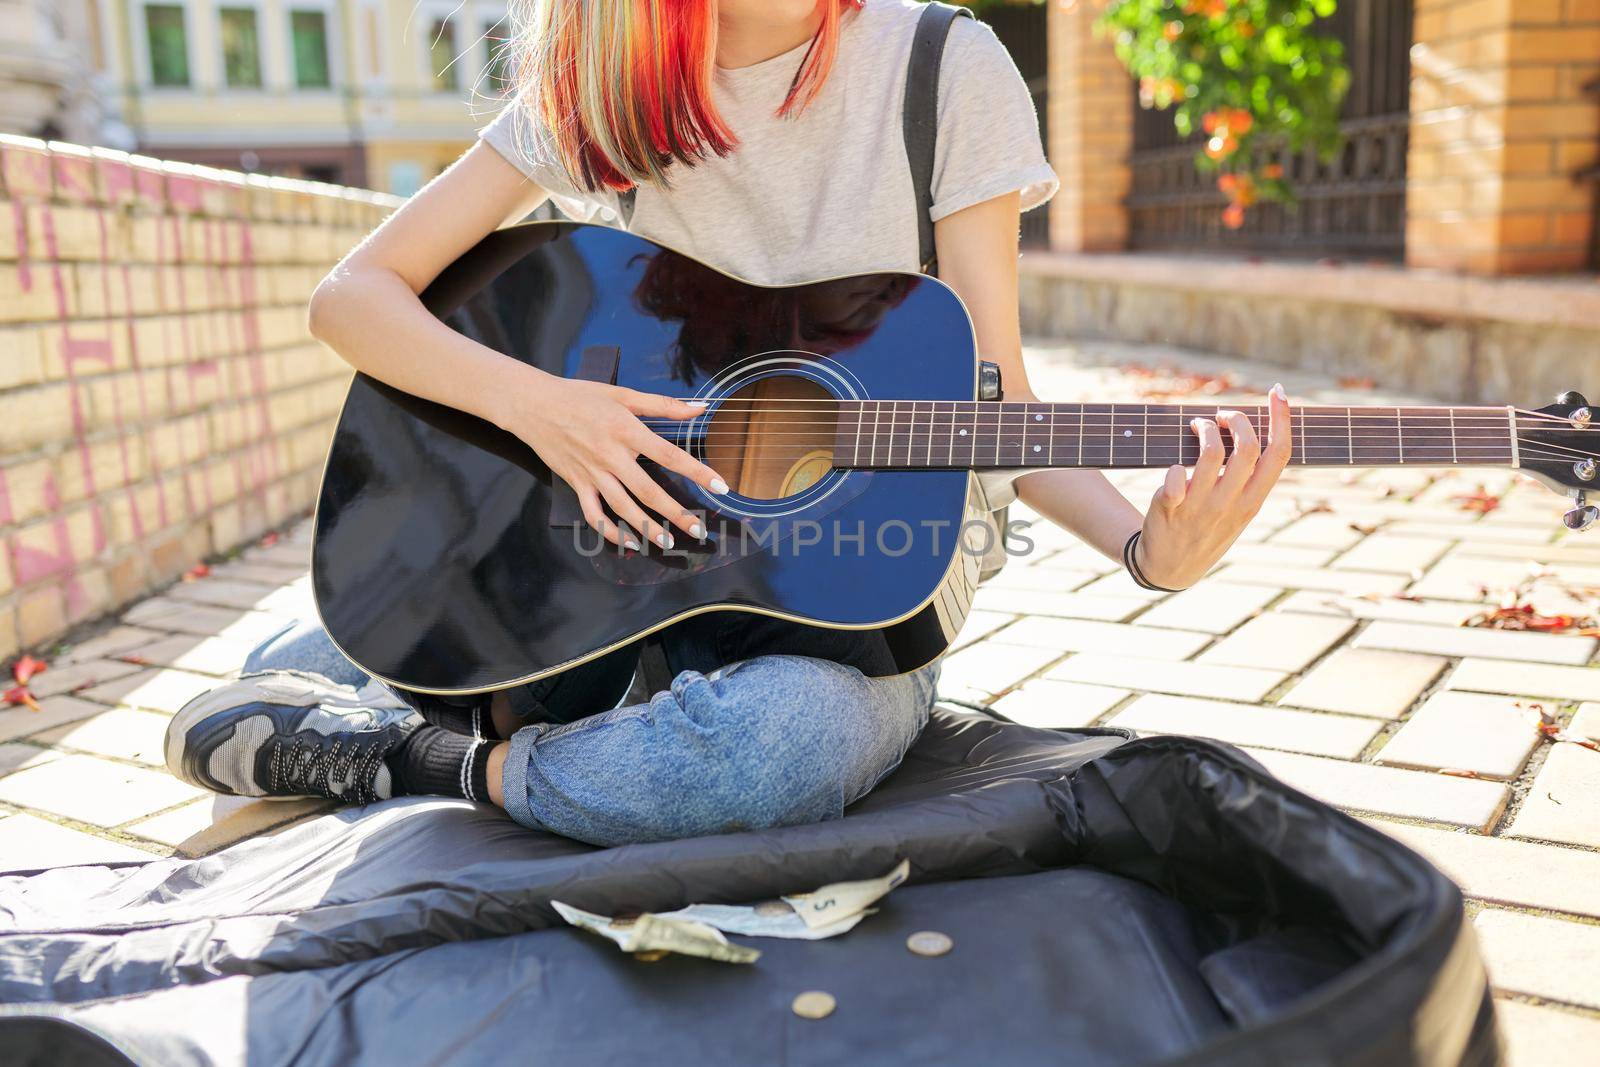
left=1438, top=768, right=1482, bottom=779
left=3, top=686, right=40, bottom=712
left=1465, top=603, right=1595, bottom=634
left=1451, top=486, right=1502, bottom=515
left=11, top=654, right=46, bottom=685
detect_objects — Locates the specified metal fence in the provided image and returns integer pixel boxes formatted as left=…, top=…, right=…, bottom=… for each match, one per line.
left=1126, top=0, right=1414, bottom=261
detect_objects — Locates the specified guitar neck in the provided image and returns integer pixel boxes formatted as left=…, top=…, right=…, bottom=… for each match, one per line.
left=831, top=401, right=1520, bottom=472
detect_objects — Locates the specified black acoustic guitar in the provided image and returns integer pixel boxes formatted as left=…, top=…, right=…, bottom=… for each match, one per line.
left=310, top=221, right=1598, bottom=697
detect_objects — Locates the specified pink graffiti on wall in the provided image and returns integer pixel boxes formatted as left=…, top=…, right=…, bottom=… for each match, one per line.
left=1, top=144, right=282, bottom=623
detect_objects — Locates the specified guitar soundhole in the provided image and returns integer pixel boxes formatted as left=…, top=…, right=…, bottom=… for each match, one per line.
left=703, top=377, right=837, bottom=501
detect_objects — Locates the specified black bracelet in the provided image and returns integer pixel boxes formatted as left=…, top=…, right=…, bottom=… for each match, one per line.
left=1123, top=530, right=1183, bottom=593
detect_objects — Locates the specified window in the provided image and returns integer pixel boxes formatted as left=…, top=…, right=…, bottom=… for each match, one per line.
left=388, top=160, right=424, bottom=197
left=482, top=21, right=512, bottom=95
left=144, top=4, right=189, bottom=87
left=219, top=6, right=263, bottom=88
left=428, top=17, right=459, bottom=92
left=291, top=9, right=332, bottom=88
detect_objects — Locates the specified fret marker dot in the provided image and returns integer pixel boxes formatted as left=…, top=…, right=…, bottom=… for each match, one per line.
left=958, top=429, right=967, bottom=437
left=1032, top=445, right=1041, bottom=453
left=1123, top=430, right=1133, bottom=438
left=1034, top=414, right=1044, bottom=421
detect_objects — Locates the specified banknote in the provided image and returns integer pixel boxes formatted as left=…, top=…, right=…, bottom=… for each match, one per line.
left=551, top=901, right=761, bottom=964
left=781, top=859, right=911, bottom=930
left=655, top=902, right=871, bottom=940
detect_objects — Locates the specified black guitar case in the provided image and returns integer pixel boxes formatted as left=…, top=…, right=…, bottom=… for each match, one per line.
left=0, top=707, right=1498, bottom=1066
left=0, top=8, right=1499, bottom=1064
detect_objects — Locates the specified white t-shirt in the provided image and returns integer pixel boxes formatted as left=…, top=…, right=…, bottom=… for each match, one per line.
left=479, top=0, right=1057, bottom=287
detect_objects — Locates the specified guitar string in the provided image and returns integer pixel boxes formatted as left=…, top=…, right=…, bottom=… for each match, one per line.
left=635, top=413, right=1590, bottom=430
left=627, top=399, right=1594, bottom=426
left=634, top=425, right=1592, bottom=451
left=623, top=448, right=1586, bottom=472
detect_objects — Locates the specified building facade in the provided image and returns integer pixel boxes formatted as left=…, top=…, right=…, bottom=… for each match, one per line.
left=29, top=0, right=511, bottom=194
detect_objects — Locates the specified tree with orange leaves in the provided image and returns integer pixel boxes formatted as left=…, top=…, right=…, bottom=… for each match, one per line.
left=1096, top=0, right=1349, bottom=228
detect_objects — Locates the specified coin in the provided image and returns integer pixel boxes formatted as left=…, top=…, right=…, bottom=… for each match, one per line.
left=754, top=900, right=793, bottom=918
left=791, top=991, right=836, bottom=1020
left=906, top=931, right=953, bottom=957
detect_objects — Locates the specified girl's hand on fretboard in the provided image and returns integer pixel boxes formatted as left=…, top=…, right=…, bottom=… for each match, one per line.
left=1135, top=384, right=1293, bottom=590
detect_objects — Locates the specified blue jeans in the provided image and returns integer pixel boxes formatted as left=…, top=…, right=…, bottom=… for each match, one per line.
left=244, top=618, right=937, bottom=847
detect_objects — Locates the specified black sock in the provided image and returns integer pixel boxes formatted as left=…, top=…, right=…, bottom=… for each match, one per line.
left=405, top=695, right=499, bottom=741
left=388, top=726, right=492, bottom=802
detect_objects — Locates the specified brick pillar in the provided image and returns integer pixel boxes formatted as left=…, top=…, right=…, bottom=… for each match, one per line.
left=1046, top=0, right=1131, bottom=252
left=1407, top=0, right=1600, bottom=274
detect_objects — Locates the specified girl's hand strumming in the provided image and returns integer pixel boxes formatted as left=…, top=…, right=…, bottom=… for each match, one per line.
left=1135, top=384, right=1293, bottom=590
left=502, top=373, right=728, bottom=550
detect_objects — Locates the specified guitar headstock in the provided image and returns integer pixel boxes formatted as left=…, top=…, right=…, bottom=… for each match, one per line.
left=1521, top=391, right=1598, bottom=531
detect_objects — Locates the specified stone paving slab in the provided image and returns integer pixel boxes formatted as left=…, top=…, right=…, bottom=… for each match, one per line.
left=969, top=587, right=1146, bottom=622
left=1241, top=747, right=1509, bottom=831
left=0, top=812, right=153, bottom=873
left=1111, top=695, right=1381, bottom=760
left=990, top=680, right=1131, bottom=730
left=27, top=658, right=144, bottom=699
left=35, top=707, right=172, bottom=767
left=78, top=667, right=226, bottom=715
left=126, top=634, right=262, bottom=676
left=1196, top=612, right=1355, bottom=673
left=1130, top=581, right=1283, bottom=634
left=1278, top=648, right=1448, bottom=719
left=0, top=743, right=60, bottom=777
left=3, top=338, right=1597, bottom=1040
left=1354, top=620, right=1597, bottom=665
left=1276, top=590, right=1483, bottom=626
left=1048, top=654, right=1286, bottom=702
left=1375, top=692, right=1542, bottom=780
left=1474, top=909, right=1600, bottom=1010
left=1369, top=821, right=1600, bottom=920
left=0, top=695, right=105, bottom=744
left=995, top=617, right=1211, bottom=660
left=1496, top=1000, right=1600, bottom=1067
left=0, top=754, right=204, bottom=827
left=1446, top=659, right=1600, bottom=703
left=1504, top=744, right=1600, bottom=849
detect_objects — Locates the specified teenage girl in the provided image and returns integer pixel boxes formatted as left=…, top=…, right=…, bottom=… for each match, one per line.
left=165, top=0, right=1290, bottom=846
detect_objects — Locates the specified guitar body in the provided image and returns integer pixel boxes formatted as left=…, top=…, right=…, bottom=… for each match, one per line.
left=312, top=222, right=983, bottom=695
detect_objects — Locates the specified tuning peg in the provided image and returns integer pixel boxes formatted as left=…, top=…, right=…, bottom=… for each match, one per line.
left=1566, top=491, right=1600, bottom=532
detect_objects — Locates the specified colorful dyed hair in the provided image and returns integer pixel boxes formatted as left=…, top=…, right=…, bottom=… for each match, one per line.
left=510, top=1, right=863, bottom=192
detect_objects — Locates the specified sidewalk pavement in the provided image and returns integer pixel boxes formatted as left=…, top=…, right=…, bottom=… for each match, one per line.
left=1, top=339, right=1597, bottom=1065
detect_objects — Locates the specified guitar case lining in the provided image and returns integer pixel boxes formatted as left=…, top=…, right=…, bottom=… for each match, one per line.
left=0, top=706, right=1500, bottom=1066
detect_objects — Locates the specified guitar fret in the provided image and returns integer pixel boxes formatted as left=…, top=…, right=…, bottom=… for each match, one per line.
left=835, top=402, right=1523, bottom=473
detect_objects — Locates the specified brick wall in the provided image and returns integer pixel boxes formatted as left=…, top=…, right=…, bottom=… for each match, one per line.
left=0, top=135, right=397, bottom=660
left=1408, top=0, right=1600, bottom=274
left=1046, top=0, right=1132, bottom=253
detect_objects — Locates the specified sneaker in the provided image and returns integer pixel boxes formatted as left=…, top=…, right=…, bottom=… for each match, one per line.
left=165, top=669, right=424, bottom=803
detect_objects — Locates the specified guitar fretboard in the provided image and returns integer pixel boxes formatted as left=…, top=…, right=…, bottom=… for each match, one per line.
left=830, top=402, right=1518, bottom=470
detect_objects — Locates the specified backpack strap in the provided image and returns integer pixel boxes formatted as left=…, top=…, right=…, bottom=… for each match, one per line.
left=904, top=1, right=971, bottom=276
